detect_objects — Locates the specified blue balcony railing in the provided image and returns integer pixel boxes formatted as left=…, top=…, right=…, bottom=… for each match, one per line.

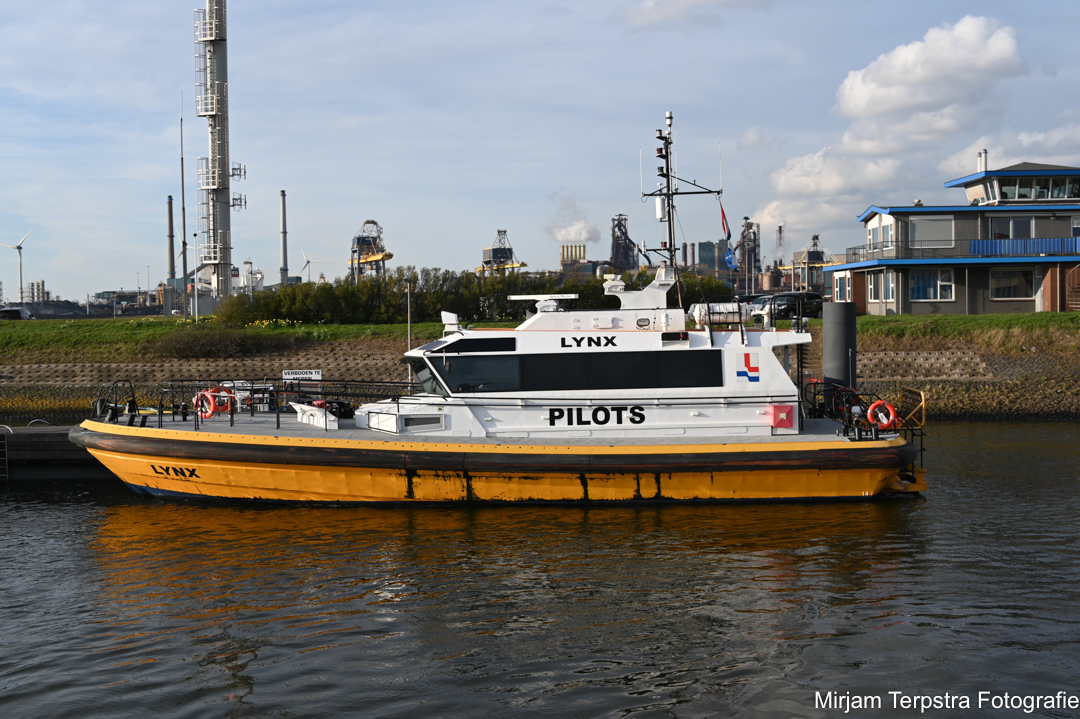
left=970, top=237, right=1080, bottom=256
left=845, top=236, right=1080, bottom=263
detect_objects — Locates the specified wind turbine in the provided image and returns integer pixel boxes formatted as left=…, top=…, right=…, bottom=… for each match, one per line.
left=298, top=246, right=329, bottom=282
left=2, top=222, right=40, bottom=304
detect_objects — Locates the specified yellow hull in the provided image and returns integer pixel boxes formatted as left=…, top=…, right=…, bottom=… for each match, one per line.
left=74, top=421, right=925, bottom=503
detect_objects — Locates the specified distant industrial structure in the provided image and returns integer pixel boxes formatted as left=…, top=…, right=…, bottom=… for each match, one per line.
left=194, top=0, right=245, bottom=302
left=477, top=230, right=526, bottom=274
left=608, top=215, right=639, bottom=272
left=349, top=220, right=393, bottom=281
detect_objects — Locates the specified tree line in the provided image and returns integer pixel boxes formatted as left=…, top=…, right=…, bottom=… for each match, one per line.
left=216, top=267, right=733, bottom=325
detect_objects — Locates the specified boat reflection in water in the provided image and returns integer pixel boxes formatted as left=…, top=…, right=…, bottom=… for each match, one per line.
left=88, top=500, right=925, bottom=716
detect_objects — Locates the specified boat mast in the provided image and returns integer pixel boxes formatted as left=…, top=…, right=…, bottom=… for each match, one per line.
left=640, top=112, right=723, bottom=306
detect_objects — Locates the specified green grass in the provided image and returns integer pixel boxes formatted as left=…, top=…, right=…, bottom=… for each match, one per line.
left=856, top=312, right=1080, bottom=354
left=0, top=317, right=519, bottom=364
left=4, top=313, right=1079, bottom=364
left=857, top=312, right=1080, bottom=338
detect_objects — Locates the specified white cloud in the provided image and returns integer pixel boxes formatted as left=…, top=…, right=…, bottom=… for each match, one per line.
left=737, top=126, right=775, bottom=150
left=615, top=0, right=769, bottom=27
left=757, top=16, right=1032, bottom=252
left=836, top=16, right=1025, bottom=119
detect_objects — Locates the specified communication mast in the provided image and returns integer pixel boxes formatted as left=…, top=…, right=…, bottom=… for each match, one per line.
left=639, top=112, right=723, bottom=304
left=477, top=230, right=527, bottom=274
left=194, top=0, right=245, bottom=301
left=609, top=214, right=639, bottom=272
left=350, top=220, right=393, bottom=281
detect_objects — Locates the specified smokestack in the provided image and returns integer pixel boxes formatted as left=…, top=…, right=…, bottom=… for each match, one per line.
left=280, top=190, right=288, bottom=287
left=167, top=196, right=176, bottom=280
left=681, top=242, right=687, bottom=267
left=690, top=243, right=696, bottom=267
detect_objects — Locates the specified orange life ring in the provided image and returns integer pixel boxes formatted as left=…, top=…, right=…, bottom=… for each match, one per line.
left=210, top=386, right=235, bottom=414
left=194, top=391, right=216, bottom=419
left=867, top=400, right=898, bottom=429
left=194, top=387, right=235, bottom=419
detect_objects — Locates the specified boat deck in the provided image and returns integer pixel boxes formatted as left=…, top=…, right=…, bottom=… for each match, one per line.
left=141, top=413, right=855, bottom=447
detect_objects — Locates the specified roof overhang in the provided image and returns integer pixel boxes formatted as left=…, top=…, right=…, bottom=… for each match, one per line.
left=829, top=256, right=1080, bottom=272
left=857, top=204, right=1080, bottom=223
left=945, top=168, right=1080, bottom=188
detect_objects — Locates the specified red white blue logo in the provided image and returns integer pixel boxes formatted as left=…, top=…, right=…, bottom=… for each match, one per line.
left=737, top=352, right=760, bottom=382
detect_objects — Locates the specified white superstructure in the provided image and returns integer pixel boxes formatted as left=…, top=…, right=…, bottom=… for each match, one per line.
left=356, top=265, right=810, bottom=439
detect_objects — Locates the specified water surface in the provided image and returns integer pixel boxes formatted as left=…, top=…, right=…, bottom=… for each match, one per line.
left=2, top=421, right=1079, bottom=718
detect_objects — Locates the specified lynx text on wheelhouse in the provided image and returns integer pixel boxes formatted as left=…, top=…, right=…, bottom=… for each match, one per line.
left=815, top=690, right=1080, bottom=713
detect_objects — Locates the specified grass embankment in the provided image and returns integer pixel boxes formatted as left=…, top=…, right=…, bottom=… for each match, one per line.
left=0, top=318, right=516, bottom=365
left=857, top=312, right=1080, bottom=354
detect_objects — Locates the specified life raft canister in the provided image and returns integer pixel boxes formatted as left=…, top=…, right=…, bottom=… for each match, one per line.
left=867, top=400, right=899, bottom=429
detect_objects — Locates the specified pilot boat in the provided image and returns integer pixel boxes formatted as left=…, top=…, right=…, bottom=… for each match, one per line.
left=69, top=112, right=925, bottom=503
left=69, top=265, right=925, bottom=503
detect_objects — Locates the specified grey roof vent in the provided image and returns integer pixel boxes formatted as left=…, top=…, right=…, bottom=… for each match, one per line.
left=913, top=199, right=924, bottom=206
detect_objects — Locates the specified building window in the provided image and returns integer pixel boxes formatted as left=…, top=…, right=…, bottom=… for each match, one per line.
left=990, top=268, right=1035, bottom=300
left=989, top=216, right=1034, bottom=240
left=869, top=226, right=879, bottom=248
left=909, top=215, right=954, bottom=248
left=885, top=272, right=895, bottom=301
left=835, top=275, right=847, bottom=302
left=910, top=268, right=954, bottom=301
left=1073, top=218, right=1080, bottom=238
left=882, top=224, right=893, bottom=248
left=868, top=273, right=880, bottom=301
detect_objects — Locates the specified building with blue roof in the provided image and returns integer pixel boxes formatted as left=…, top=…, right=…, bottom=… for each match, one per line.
left=830, top=154, right=1080, bottom=315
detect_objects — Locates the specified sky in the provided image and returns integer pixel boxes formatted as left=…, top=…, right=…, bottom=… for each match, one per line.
left=2, top=0, right=1080, bottom=303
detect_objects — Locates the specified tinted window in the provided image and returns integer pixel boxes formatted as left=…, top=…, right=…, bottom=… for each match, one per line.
left=657, top=351, right=723, bottom=388
left=430, top=350, right=726, bottom=393
left=408, top=358, right=448, bottom=396
left=521, top=353, right=588, bottom=391
left=431, top=356, right=521, bottom=393
left=439, top=337, right=516, bottom=353
left=591, top=352, right=657, bottom=390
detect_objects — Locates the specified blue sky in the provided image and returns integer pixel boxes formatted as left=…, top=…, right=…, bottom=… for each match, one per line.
left=3, top=0, right=1079, bottom=302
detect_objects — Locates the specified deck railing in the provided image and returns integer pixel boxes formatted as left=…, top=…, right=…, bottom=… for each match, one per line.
left=845, top=236, right=1080, bottom=263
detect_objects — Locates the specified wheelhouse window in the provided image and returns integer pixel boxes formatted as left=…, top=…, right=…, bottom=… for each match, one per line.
left=1070, top=178, right=1080, bottom=199
left=427, top=350, right=726, bottom=393
left=431, top=355, right=521, bottom=393
left=910, top=269, right=954, bottom=301
left=999, top=178, right=1017, bottom=200
left=1034, top=178, right=1051, bottom=199
left=1017, top=178, right=1033, bottom=199
left=989, top=216, right=1034, bottom=240
left=408, top=358, right=449, bottom=397
left=909, top=215, right=954, bottom=248
left=986, top=181, right=998, bottom=202
left=990, top=268, right=1035, bottom=300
